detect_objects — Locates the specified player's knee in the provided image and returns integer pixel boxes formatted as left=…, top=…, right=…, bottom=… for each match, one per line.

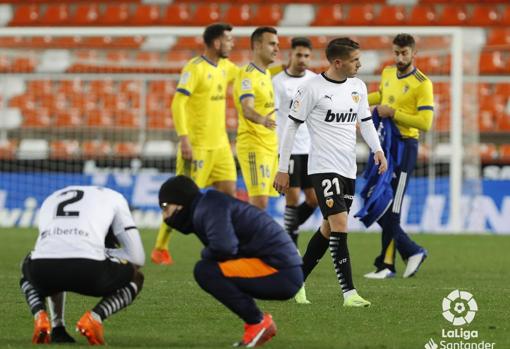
left=328, top=212, right=348, bottom=232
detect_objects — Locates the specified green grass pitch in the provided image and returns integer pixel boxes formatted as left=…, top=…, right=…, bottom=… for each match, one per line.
left=1, top=228, right=509, bottom=349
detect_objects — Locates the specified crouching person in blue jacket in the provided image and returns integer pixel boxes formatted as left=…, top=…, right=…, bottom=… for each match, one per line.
left=158, top=175, right=303, bottom=348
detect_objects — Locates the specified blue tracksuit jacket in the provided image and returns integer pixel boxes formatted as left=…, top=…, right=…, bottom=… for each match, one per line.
left=171, top=190, right=302, bottom=269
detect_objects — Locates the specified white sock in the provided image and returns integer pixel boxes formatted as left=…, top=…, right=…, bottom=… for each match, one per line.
left=343, top=289, right=358, bottom=300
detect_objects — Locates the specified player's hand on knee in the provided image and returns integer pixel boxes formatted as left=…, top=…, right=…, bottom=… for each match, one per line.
left=273, top=172, right=289, bottom=194
left=374, top=151, right=388, bottom=174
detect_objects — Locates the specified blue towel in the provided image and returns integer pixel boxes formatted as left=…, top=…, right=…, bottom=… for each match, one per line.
left=355, top=109, right=404, bottom=227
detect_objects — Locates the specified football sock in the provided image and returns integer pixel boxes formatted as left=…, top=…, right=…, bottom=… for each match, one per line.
left=284, top=205, right=299, bottom=244
left=329, top=232, right=355, bottom=294
left=297, top=202, right=316, bottom=226
left=20, top=277, right=45, bottom=316
left=302, top=228, right=330, bottom=280
left=92, top=282, right=139, bottom=321
left=154, top=221, right=172, bottom=250
left=48, top=292, right=66, bottom=328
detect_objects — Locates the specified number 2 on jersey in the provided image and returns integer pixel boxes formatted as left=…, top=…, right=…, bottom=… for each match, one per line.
left=322, top=178, right=340, bottom=197
left=56, top=190, right=84, bottom=217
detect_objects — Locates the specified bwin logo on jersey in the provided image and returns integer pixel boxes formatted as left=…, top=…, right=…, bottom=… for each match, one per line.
left=324, top=109, right=357, bottom=123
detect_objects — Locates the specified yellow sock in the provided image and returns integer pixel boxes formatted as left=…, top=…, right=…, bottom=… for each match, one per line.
left=154, top=221, right=173, bottom=250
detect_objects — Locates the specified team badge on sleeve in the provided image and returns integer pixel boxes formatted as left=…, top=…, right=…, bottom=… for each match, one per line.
left=351, top=91, right=360, bottom=103
left=179, top=72, right=191, bottom=85
left=241, top=78, right=252, bottom=91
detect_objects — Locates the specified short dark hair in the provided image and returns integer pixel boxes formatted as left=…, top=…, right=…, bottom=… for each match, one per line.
left=291, top=37, right=312, bottom=50
left=250, top=26, right=277, bottom=49
left=325, top=37, right=360, bottom=62
left=393, top=33, right=415, bottom=49
left=203, top=23, right=232, bottom=47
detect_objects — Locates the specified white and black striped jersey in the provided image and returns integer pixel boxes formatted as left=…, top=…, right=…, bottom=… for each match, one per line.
left=273, top=69, right=316, bottom=155
left=288, top=73, right=379, bottom=179
left=32, top=186, right=142, bottom=262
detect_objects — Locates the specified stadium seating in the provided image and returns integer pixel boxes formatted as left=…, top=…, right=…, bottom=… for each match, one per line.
left=0, top=1, right=509, bottom=162
left=50, top=140, right=80, bottom=159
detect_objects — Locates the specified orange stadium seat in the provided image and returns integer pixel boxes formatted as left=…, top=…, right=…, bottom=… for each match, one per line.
left=191, top=3, right=221, bottom=26
left=82, top=140, right=112, bottom=158
left=22, top=108, right=51, bottom=128
left=147, top=112, right=173, bottom=129
left=72, top=4, right=100, bottom=26
left=89, top=79, right=115, bottom=94
left=10, top=5, right=40, bottom=26
left=0, top=140, right=17, bottom=159
left=494, top=83, right=510, bottom=97
left=50, top=140, right=80, bottom=159
left=469, top=5, right=500, bottom=26
left=113, top=142, right=140, bottom=157
left=479, top=51, right=506, bottom=75
left=343, top=5, right=376, bottom=26
left=161, top=4, right=191, bottom=26
left=58, top=79, right=83, bottom=94
left=358, top=36, right=391, bottom=50
left=497, top=114, right=510, bottom=132
left=486, top=28, right=510, bottom=46
left=311, top=5, right=345, bottom=26
left=106, top=50, right=130, bottom=64
left=112, top=36, right=144, bottom=49
left=115, top=111, right=140, bottom=128
left=11, top=57, right=36, bottom=73
left=252, top=5, right=282, bottom=26
left=375, top=5, right=407, bottom=26
left=149, top=80, right=176, bottom=95
left=128, top=4, right=160, bottom=25
left=86, top=110, right=114, bottom=127
left=41, top=4, right=70, bottom=26
left=223, top=5, right=253, bottom=26
left=408, top=5, right=438, bottom=26
left=174, top=36, right=202, bottom=49
left=27, top=80, right=52, bottom=95
left=499, top=144, right=510, bottom=163
left=234, top=37, right=251, bottom=50
left=136, top=51, right=160, bottom=64
left=436, top=5, right=468, bottom=26
left=166, top=51, right=191, bottom=69
left=229, top=50, right=251, bottom=65
left=100, top=4, right=130, bottom=25
left=54, top=109, right=82, bottom=128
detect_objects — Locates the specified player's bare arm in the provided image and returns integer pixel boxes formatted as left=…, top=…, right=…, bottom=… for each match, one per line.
left=179, top=135, right=193, bottom=160
left=240, top=96, right=276, bottom=130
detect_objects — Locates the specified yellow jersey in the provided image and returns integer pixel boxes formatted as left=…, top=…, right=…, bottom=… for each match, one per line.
left=368, top=66, right=434, bottom=139
left=172, top=55, right=238, bottom=149
left=234, top=63, right=277, bottom=152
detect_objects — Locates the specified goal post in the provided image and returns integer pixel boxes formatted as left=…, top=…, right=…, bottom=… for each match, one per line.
left=0, top=26, right=479, bottom=232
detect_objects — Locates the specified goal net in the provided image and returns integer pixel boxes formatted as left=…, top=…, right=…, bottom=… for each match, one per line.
left=0, top=27, right=483, bottom=232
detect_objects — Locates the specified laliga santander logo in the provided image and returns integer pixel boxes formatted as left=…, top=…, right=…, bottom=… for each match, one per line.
left=442, top=290, right=478, bottom=326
